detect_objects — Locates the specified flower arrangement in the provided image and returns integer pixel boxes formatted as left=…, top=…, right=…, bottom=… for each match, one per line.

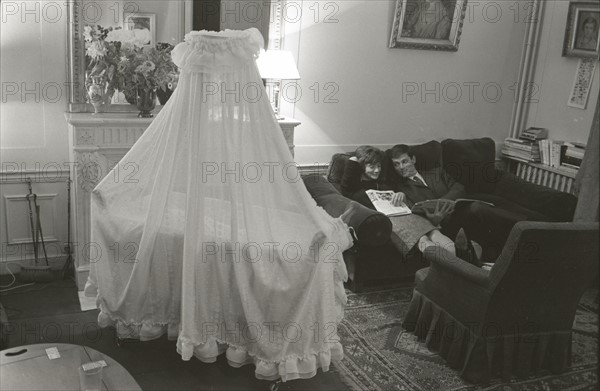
left=83, top=25, right=123, bottom=100
left=83, top=25, right=179, bottom=105
left=117, top=42, right=179, bottom=102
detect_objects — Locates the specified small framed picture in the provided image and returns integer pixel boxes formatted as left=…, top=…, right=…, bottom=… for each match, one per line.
left=123, top=13, right=156, bottom=47
left=389, top=0, right=468, bottom=51
left=563, top=2, right=599, bottom=58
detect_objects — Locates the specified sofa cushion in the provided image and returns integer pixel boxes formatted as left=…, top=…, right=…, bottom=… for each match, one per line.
left=326, top=153, right=352, bottom=184
left=442, top=138, right=498, bottom=194
left=302, top=174, right=392, bottom=246
left=409, top=140, right=443, bottom=171
left=493, top=173, right=577, bottom=222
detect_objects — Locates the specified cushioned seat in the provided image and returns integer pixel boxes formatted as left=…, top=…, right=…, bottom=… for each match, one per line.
left=403, top=221, right=599, bottom=383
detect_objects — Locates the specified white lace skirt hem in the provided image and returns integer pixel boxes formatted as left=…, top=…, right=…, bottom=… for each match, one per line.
left=176, top=337, right=343, bottom=382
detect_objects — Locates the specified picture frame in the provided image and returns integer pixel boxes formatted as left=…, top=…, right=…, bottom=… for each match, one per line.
left=123, top=12, right=156, bottom=47
left=563, top=1, right=600, bottom=58
left=389, top=0, right=468, bottom=51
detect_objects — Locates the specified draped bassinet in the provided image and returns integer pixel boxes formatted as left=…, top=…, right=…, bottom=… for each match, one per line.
left=84, top=28, right=353, bottom=382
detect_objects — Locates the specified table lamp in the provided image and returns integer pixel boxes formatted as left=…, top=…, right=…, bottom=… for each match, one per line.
left=256, top=50, right=300, bottom=120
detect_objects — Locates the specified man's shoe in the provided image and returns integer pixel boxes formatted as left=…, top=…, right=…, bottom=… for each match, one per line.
left=455, top=229, right=482, bottom=267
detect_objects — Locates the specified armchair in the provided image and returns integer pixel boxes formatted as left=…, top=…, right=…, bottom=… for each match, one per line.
left=403, top=221, right=599, bottom=383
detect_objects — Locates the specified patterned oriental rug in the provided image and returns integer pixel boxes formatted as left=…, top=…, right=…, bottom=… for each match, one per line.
left=335, top=285, right=598, bottom=391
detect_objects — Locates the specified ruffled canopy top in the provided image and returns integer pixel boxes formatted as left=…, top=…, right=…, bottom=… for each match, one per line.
left=171, top=28, right=264, bottom=73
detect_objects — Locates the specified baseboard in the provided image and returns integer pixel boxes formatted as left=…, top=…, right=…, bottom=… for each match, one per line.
left=0, top=255, right=68, bottom=275
left=75, top=265, right=90, bottom=291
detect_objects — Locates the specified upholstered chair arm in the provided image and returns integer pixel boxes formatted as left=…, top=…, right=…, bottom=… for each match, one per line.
left=417, top=247, right=491, bottom=325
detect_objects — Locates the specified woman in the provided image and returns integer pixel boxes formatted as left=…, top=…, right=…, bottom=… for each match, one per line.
left=576, top=16, right=598, bottom=51
left=341, top=145, right=456, bottom=255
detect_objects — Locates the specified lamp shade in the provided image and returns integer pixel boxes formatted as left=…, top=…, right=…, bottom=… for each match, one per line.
left=256, top=50, right=300, bottom=80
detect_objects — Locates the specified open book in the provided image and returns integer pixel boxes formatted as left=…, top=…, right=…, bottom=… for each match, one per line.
left=412, top=198, right=494, bottom=214
left=365, top=190, right=412, bottom=217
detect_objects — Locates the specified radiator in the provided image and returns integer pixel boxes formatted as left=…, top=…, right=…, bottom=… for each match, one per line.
left=514, top=162, right=576, bottom=194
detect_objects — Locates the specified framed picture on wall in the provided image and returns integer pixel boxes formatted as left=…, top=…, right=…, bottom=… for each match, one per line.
left=389, top=0, right=468, bottom=51
left=563, top=1, right=600, bottom=58
left=123, top=13, right=156, bottom=47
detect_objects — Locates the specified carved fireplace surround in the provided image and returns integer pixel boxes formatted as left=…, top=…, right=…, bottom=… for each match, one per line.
left=65, top=112, right=299, bottom=290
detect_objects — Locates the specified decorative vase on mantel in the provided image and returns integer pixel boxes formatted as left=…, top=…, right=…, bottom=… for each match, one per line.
left=156, top=86, right=174, bottom=105
left=87, top=76, right=106, bottom=115
left=124, top=90, right=137, bottom=105
left=136, top=87, right=157, bottom=118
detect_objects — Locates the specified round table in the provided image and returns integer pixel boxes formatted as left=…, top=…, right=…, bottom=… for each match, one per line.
left=1, top=343, right=141, bottom=390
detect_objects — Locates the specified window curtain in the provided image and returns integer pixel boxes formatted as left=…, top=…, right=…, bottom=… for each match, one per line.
left=573, top=103, right=599, bottom=222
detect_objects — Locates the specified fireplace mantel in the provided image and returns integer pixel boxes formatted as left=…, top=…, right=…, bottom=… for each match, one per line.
left=65, top=112, right=300, bottom=290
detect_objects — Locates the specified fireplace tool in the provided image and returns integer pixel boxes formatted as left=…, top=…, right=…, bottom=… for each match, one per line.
left=20, top=178, right=53, bottom=282
left=61, top=178, right=74, bottom=279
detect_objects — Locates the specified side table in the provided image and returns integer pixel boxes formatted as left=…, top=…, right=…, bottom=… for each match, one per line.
left=1, top=343, right=141, bottom=390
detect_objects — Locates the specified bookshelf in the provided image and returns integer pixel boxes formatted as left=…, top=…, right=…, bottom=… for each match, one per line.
left=503, top=156, right=577, bottom=194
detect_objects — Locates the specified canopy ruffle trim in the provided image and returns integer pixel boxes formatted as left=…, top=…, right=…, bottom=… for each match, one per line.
left=177, top=337, right=343, bottom=382
left=96, top=305, right=180, bottom=341
left=403, top=290, right=573, bottom=383
left=172, top=28, right=264, bottom=72
left=93, top=303, right=346, bottom=383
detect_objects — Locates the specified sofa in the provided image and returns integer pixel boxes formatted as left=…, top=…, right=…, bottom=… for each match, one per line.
left=302, top=138, right=578, bottom=292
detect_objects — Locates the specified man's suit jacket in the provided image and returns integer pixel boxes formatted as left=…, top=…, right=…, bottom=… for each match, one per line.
left=393, top=167, right=466, bottom=207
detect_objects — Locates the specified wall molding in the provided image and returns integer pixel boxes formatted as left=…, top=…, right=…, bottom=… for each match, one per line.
left=0, top=168, right=70, bottom=184
left=509, top=0, right=545, bottom=138
left=4, top=193, right=60, bottom=246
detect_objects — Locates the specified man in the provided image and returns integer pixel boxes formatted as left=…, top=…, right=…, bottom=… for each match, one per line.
left=387, top=144, right=518, bottom=263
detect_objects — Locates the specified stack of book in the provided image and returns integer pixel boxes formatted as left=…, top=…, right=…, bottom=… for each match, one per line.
left=538, top=139, right=566, bottom=168
left=560, top=142, right=586, bottom=173
left=501, top=137, right=540, bottom=162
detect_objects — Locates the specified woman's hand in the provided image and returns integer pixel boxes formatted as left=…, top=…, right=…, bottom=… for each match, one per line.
left=391, top=192, right=406, bottom=206
left=349, top=156, right=359, bottom=162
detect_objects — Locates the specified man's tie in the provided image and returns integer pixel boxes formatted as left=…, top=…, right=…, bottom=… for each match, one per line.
left=411, top=176, right=426, bottom=186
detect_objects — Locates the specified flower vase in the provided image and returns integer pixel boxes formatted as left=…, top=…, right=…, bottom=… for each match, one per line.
left=87, top=76, right=106, bottom=115
left=156, top=86, right=174, bottom=105
left=124, top=90, right=137, bottom=105
left=136, top=88, right=157, bottom=118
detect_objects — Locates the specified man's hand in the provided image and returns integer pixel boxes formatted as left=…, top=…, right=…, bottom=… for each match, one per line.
left=391, top=192, right=406, bottom=206
left=424, top=199, right=454, bottom=226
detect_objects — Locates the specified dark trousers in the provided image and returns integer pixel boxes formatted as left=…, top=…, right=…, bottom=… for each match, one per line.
left=441, top=202, right=524, bottom=263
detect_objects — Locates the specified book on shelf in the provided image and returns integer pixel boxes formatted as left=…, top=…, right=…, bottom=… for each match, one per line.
left=502, top=137, right=540, bottom=162
left=565, top=143, right=585, bottom=159
left=519, top=127, right=548, bottom=141
left=551, top=141, right=565, bottom=168
left=560, top=163, right=580, bottom=175
left=365, top=190, right=412, bottom=217
left=537, top=139, right=565, bottom=167
left=562, top=155, right=582, bottom=167
left=501, top=148, right=540, bottom=162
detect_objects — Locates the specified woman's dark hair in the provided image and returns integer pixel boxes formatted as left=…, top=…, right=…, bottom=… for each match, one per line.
left=355, top=146, right=385, bottom=168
